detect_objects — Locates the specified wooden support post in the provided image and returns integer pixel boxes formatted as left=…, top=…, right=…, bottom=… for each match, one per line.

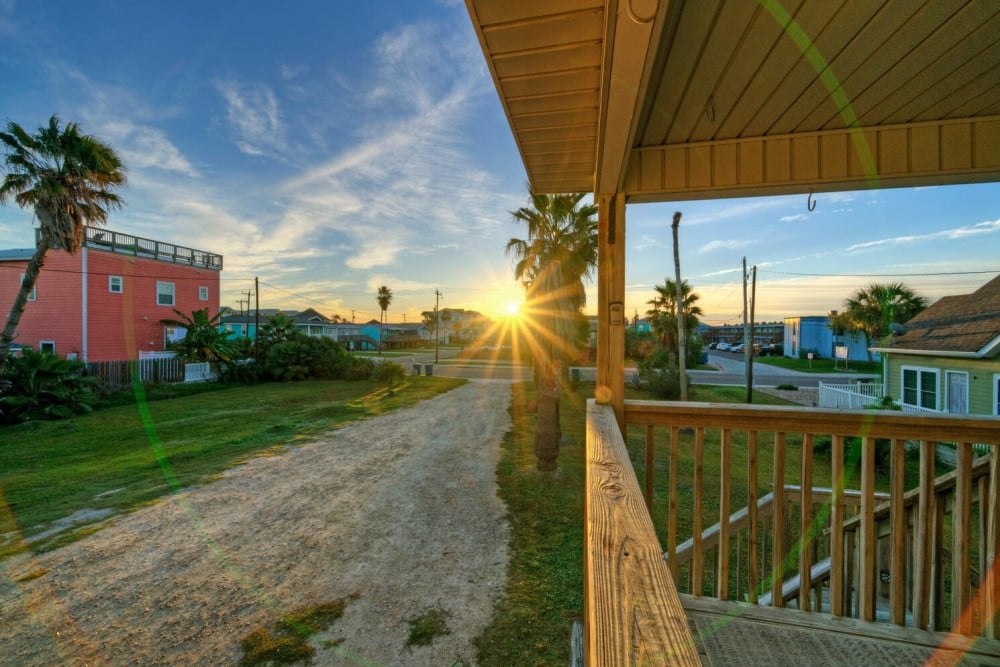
left=596, top=193, right=626, bottom=429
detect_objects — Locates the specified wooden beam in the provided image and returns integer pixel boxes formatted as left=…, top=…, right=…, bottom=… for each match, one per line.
left=596, top=192, right=626, bottom=427
left=624, top=117, right=1000, bottom=203
left=585, top=400, right=701, bottom=665
left=594, top=0, right=667, bottom=194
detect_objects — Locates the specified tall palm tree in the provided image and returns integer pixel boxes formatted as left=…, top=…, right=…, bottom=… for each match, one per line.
left=842, top=282, right=928, bottom=360
left=376, top=285, right=392, bottom=354
left=0, top=116, right=125, bottom=358
left=505, top=192, right=598, bottom=471
left=646, top=278, right=702, bottom=358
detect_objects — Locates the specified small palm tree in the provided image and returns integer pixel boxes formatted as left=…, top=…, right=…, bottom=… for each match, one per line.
left=376, top=285, right=393, bottom=354
left=646, top=279, right=703, bottom=355
left=842, top=283, right=928, bottom=360
left=160, top=308, right=235, bottom=364
left=0, top=116, right=126, bottom=358
left=506, top=192, right=598, bottom=471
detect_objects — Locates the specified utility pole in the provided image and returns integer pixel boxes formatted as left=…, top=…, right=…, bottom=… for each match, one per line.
left=743, top=257, right=751, bottom=403
left=242, top=287, right=254, bottom=339
left=434, top=289, right=442, bottom=363
left=351, top=309, right=356, bottom=324
left=254, top=276, right=260, bottom=345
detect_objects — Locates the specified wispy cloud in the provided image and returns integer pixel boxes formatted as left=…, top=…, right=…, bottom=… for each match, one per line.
left=846, top=218, right=1000, bottom=251
left=699, top=239, right=752, bottom=253
left=780, top=213, right=807, bottom=223
left=216, top=80, right=286, bottom=156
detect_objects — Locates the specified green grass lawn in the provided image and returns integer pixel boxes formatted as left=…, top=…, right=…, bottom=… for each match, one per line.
left=0, top=377, right=462, bottom=556
left=755, top=355, right=880, bottom=374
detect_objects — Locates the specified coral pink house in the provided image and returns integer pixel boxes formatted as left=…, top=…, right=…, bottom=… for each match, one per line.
left=0, top=228, right=222, bottom=362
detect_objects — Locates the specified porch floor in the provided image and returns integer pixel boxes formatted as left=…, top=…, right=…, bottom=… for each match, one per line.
left=682, top=596, right=1000, bottom=666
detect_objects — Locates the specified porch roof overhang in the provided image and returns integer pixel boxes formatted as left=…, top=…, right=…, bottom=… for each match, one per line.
left=464, top=0, right=1000, bottom=201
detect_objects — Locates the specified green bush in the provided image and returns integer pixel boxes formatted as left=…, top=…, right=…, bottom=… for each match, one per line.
left=372, top=360, right=405, bottom=386
left=1, top=351, right=97, bottom=424
left=634, top=348, right=684, bottom=400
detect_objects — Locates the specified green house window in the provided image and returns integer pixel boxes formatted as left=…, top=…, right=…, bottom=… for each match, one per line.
left=902, top=367, right=938, bottom=411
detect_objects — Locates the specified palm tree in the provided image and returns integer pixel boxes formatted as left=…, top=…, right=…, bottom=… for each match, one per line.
left=0, top=116, right=126, bottom=358
left=842, top=283, right=928, bottom=360
left=646, top=278, right=703, bottom=359
left=505, top=192, right=598, bottom=471
left=160, top=308, right=235, bottom=364
left=376, top=285, right=392, bottom=354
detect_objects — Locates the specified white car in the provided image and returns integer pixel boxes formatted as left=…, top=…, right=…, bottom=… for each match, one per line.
left=716, top=342, right=731, bottom=351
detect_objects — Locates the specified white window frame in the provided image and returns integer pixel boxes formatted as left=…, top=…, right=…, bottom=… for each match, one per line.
left=39, top=340, right=55, bottom=354
left=994, top=374, right=1000, bottom=416
left=156, top=281, right=175, bottom=306
left=21, top=273, right=36, bottom=301
left=109, top=275, right=123, bottom=293
left=901, top=365, right=939, bottom=411
left=198, top=285, right=209, bottom=301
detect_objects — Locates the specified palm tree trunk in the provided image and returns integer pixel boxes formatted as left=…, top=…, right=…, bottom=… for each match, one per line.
left=0, top=234, right=50, bottom=359
left=671, top=212, right=687, bottom=401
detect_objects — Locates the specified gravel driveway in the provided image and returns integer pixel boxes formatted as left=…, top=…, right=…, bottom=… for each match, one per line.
left=1, top=381, right=512, bottom=666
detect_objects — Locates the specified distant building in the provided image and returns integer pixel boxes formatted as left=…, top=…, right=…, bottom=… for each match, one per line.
left=419, top=307, right=488, bottom=345
left=783, top=314, right=868, bottom=360
left=0, top=227, right=222, bottom=361
left=704, top=321, right=783, bottom=347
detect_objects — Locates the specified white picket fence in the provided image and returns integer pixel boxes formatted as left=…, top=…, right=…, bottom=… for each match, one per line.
left=818, top=382, right=884, bottom=409
left=183, top=362, right=218, bottom=383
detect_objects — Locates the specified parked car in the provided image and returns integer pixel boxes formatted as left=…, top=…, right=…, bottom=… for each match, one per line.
left=716, top=342, right=731, bottom=351
left=708, top=342, right=717, bottom=350
left=731, top=343, right=745, bottom=353
left=757, top=343, right=781, bottom=357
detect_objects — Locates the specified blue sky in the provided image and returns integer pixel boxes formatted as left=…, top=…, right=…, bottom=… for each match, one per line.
left=1, top=1, right=998, bottom=325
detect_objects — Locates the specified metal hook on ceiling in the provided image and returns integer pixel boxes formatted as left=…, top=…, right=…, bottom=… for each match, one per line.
left=705, top=96, right=716, bottom=122
left=807, top=191, right=817, bottom=212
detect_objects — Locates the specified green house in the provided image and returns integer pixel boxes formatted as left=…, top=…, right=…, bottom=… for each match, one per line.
left=874, top=275, right=1000, bottom=415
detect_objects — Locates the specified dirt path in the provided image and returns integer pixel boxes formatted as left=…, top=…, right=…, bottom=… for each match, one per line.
left=0, top=381, right=512, bottom=666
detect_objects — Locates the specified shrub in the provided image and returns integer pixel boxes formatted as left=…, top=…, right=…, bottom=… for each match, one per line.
left=372, top=360, right=405, bottom=386
left=634, top=348, right=684, bottom=400
left=0, top=351, right=97, bottom=424
left=776, top=383, right=798, bottom=391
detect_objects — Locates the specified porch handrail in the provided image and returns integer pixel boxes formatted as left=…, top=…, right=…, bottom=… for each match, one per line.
left=585, top=400, right=700, bottom=665
left=622, top=399, right=1000, bottom=639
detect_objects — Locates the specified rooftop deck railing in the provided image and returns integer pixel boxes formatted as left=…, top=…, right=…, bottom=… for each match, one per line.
left=69, top=227, right=223, bottom=270
left=585, top=399, right=1000, bottom=662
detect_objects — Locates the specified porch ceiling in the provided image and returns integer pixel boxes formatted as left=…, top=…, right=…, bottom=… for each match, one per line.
left=465, top=0, right=1000, bottom=201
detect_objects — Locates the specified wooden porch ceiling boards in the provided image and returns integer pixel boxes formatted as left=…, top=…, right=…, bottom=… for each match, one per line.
left=465, top=0, right=1000, bottom=201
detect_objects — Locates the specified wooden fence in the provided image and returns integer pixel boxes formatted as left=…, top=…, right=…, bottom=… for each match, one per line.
left=86, top=357, right=184, bottom=387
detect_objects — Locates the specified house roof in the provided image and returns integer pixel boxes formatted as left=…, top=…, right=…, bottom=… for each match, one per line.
left=888, top=274, right=1000, bottom=357
left=0, top=248, right=35, bottom=261
left=465, top=1, right=1000, bottom=200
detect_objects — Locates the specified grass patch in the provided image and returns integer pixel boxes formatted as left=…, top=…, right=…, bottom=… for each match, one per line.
left=239, top=597, right=354, bottom=666
left=405, top=607, right=452, bottom=647
left=0, top=377, right=463, bottom=557
left=755, top=356, right=879, bottom=374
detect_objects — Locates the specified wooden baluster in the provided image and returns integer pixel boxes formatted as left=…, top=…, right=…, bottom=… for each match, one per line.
left=931, top=490, right=945, bottom=631
left=986, top=447, right=999, bottom=640
left=977, top=472, right=988, bottom=635
left=645, top=424, right=654, bottom=511
left=799, top=433, right=814, bottom=612
left=692, top=427, right=704, bottom=596
left=747, top=430, right=759, bottom=604
left=860, top=436, right=876, bottom=622
left=668, top=426, right=680, bottom=579
left=830, top=434, right=845, bottom=616
left=912, top=440, right=934, bottom=630
left=846, top=528, right=857, bottom=617
left=952, top=442, right=973, bottom=635
left=890, top=438, right=906, bottom=626
left=772, top=432, right=786, bottom=607
left=717, top=429, right=731, bottom=600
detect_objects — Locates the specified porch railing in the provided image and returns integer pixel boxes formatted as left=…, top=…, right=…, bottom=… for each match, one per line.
left=584, top=399, right=1000, bottom=655
left=818, top=382, right=884, bottom=409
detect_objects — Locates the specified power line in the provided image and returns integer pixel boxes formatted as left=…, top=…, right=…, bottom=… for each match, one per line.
left=762, top=269, right=1000, bottom=278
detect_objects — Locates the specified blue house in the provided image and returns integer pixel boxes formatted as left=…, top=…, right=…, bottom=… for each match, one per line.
left=783, top=315, right=869, bottom=361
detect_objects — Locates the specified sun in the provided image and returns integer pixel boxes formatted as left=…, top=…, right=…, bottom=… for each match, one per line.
left=505, top=302, right=520, bottom=316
